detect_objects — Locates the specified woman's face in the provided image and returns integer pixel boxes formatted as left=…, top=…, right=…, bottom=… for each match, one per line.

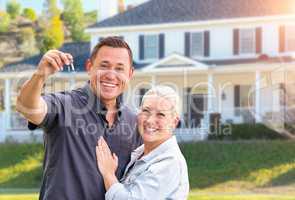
left=137, top=94, right=179, bottom=144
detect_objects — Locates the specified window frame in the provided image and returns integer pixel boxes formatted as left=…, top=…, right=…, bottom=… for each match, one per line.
left=143, top=34, right=159, bottom=60
left=239, top=28, right=256, bottom=54
left=190, top=32, right=204, bottom=58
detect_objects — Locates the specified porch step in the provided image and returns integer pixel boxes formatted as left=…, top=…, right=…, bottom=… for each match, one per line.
left=174, top=128, right=208, bottom=142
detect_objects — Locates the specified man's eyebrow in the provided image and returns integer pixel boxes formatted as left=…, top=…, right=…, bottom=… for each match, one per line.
left=100, top=61, right=125, bottom=66
left=100, top=61, right=110, bottom=64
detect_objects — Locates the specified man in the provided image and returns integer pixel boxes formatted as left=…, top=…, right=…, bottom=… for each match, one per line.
left=16, top=37, right=142, bottom=200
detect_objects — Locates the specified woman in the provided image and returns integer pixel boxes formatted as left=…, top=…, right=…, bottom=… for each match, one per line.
left=96, top=86, right=189, bottom=199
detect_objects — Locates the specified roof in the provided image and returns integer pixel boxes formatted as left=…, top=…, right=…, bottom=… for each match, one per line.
left=89, top=0, right=295, bottom=28
left=1, top=42, right=90, bottom=73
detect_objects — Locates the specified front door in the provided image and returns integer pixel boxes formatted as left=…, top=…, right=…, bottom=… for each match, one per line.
left=185, top=88, right=207, bottom=128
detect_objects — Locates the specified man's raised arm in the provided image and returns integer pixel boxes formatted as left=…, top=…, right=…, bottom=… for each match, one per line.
left=16, top=50, right=73, bottom=125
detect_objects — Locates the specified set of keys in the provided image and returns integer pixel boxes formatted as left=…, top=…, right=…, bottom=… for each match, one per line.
left=67, top=62, right=75, bottom=72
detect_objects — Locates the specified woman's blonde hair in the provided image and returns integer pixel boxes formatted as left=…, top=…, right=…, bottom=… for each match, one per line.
left=141, top=85, right=180, bottom=116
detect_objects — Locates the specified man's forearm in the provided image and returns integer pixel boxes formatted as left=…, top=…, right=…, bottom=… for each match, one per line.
left=16, top=72, right=47, bottom=124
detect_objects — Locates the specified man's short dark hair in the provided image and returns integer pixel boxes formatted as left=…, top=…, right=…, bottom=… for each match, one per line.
left=90, top=36, right=133, bottom=65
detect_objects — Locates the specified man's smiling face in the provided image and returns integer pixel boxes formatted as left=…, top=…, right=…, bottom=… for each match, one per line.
left=88, top=46, right=133, bottom=101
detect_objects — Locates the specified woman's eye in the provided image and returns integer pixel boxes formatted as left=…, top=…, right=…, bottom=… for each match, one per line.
left=157, top=113, right=165, bottom=118
left=141, top=109, right=150, bottom=114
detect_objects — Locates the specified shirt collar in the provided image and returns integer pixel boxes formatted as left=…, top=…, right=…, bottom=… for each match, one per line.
left=131, top=136, right=178, bottom=163
left=82, top=82, right=123, bottom=120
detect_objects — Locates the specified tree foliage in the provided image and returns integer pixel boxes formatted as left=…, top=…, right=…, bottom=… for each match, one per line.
left=62, top=0, right=88, bottom=41
left=20, top=27, right=38, bottom=56
left=0, top=11, right=11, bottom=32
left=43, top=0, right=60, bottom=19
left=39, top=0, right=64, bottom=53
left=22, top=8, right=37, bottom=21
left=40, top=16, right=64, bottom=53
left=6, top=0, right=21, bottom=19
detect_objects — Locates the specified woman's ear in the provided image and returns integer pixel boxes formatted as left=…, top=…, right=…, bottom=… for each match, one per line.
left=173, top=116, right=180, bottom=129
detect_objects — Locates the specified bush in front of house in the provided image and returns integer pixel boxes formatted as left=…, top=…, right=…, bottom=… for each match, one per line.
left=208, top=123, right=286, bottom=140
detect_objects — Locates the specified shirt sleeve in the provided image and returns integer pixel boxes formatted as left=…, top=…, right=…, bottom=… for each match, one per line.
left=28, top=93, right=65, bottom=132
left=105, top=158, right=182, bottom=200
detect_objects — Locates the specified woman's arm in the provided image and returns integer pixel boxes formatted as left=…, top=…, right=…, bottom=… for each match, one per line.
left=105, top=158, right=182, bottom=200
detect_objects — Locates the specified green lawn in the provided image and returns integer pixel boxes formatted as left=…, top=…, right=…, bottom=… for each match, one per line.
left=1, top=193, right=295, bottom=200
left=1, top=140, right=295, bottom=199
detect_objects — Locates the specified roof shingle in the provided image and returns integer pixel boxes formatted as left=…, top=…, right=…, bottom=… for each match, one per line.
left=89, top=0, right=295, bottom=28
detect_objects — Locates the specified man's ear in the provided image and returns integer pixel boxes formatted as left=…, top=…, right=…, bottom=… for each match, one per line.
left=85, top=59, right=92, bottom=74
left=129, top=66, right=134, bottom=79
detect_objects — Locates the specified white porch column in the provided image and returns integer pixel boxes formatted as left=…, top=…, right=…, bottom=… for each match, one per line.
left=207, top=73, right=214, bottom=113
left=255, top=71, right=262, bottom=122
left=4, top=78, right=11, bottom=131
left=70, top=76, right=76, bottom=89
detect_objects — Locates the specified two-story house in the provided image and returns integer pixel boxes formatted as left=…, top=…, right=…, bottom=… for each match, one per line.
left=0, top=0, right=295, bottom=142
left=86, top=0, right=295, bottom=136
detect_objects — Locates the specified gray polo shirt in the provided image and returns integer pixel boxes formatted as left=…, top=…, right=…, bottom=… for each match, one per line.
left=29, top=83, right=142, bottom=200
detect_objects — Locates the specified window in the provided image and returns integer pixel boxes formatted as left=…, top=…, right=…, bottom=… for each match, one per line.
left=285, top=25, right=295, bottom=52
left=239, top=28, right=255, bottom=54
left=191, top=32, right=204, bottom=57
left=144, top=35, right=158, bottom=60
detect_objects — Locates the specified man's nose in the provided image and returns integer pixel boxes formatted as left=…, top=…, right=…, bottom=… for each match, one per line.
left=104, top=69, right=117, bottom=79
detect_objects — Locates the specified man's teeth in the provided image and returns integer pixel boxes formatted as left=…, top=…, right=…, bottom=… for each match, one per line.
left=102, top=82, right=116, bottom=87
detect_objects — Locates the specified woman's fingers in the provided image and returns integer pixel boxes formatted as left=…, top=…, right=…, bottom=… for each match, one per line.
left=101, top=138, right=112, bottom=154
left=113, top=153, right=118, bottom=165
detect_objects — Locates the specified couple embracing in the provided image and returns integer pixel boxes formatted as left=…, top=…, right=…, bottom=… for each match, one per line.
left=16, top=37, right=189, bottom=200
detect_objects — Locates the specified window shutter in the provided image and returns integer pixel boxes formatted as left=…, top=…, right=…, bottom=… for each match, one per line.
left=234, top=85, right=240, bottom=107
left=233, top=29, right=240, bottom=55
left=185, top=32, right=191, bottom=57
left=279, top=25, right=285, bottom=53
left=204, top=31, right=210, bottom=57
left=159, top=34, right=165, bottom=59
left=234, top=85, right=240, bottom=116
left=255, top=27, right=262, bottom=54
left=139, top=35, right=144, bottom=60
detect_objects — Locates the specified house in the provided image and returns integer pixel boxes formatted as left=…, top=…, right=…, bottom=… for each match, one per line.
left=86, top=0, right=295, bottom=137
left=0, top=0, right=295, bottom=142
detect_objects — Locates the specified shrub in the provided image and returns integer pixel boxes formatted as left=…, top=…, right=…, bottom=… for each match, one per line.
left=6, top=0, right=21, bottom=19
left=208, top=123, right=286, bottom=140
left=22, top=8, right=37, bottom=21
left=0, top=11, right=11, bottom=32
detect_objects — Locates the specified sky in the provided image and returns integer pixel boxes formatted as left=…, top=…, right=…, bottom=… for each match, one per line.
left=0, top=0, right=141, bottom=14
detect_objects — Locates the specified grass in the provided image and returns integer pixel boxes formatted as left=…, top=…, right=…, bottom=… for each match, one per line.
left=0, top=140, right=295, bottom=199
left=180, top=140, right=295, bottom=194
left=1, top=193, right=295, bottom=200
left=0, top=144, right=43, bottom=188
